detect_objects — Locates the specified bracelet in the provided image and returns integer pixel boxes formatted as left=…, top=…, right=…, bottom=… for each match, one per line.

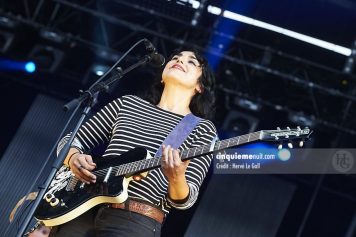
left=66, top=152, right=80, bottom=168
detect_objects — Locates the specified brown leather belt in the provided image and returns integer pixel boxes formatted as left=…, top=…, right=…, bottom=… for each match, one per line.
left=111, top=199, right=165, bottom=224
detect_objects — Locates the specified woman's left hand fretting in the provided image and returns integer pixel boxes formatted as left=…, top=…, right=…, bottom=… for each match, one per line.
left=160, top=145, right=189, bottom=182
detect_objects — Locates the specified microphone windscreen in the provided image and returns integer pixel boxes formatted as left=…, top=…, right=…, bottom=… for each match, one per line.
left=150, top=53, right=165, bottom=67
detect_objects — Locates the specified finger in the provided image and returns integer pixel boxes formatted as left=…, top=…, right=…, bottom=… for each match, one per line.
left=80, top=168, right=97, bottom=182
left=72, top=161, right=93, bottom=183
left=161, top=157, right=167, bottom=166
left=172, top=149, right=181, bottom=166
left=78, top=156, right=95, bottom=171
left=84, top=155, right=96, bottom=167
left=76, top=168, right=92, bottom=183
left=70, top=154, right=90, bottom=183
left=163, top=145, right=170, bottom=161
left=168, top=148, right=174, bottom=168
left=75, top=162, right=96, bottom=182
left=74, top=169, right=92, bottom=184
left=161, top=144, right=166, bottom=159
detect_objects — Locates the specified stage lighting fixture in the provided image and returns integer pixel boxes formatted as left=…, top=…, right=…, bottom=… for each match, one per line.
left=288, top=111, right=315, bottom=127
left=92, top=64, right=110, bottom=76
left=190, top=0, right=207, bottom=26
left=39, top=29, right=66, bottom=44
left=28, top=44, right=64, bottom=73
left=24, top=61, right=36, bottom=73
left=343, top=40, right=356, bottom=74
left=222, top=111, right=259, bottom=137
left=234, top=97, right=262, bottom=112
left=95, top=50, right=120, bottom=62
left=207, top=5, right=221, bottom=15
left=0, top=16, right=17, bottom=28
left=205, top=5, right=351, bottom=56
left=0, top=58, right=36, bottom=74
left=81, top=63, right=111, bottom=85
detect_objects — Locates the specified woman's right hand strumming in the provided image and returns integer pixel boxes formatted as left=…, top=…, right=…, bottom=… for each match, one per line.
left=66, top=148, right=97, bottom=184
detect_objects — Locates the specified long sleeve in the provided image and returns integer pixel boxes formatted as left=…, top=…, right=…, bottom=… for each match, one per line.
left=57, top=97, right=123, bottom=155
left=55, top=94, right=218, bottom=214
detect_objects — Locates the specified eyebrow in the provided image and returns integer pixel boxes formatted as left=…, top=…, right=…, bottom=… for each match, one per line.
left=189, top=55, right=198, bottom=61
left=174, top=53, right=199, bottom=61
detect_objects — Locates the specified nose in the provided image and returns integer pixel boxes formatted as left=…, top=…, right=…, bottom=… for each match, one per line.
left=175, top=57, right=184, bottom=64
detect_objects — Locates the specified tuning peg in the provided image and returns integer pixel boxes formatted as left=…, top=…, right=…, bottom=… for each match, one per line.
left=299, top=140, right=304, bottom=147
left=277, top=127, right=281, bottom=130
left=287, top=127, right=291, bottom=130
left=288, top=142, right=293, bottom=149
left=278, top=144, right=283, bottom=150
left=297, top=126, right=301, bottom=131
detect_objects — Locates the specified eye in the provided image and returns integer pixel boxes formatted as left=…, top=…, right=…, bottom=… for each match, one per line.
left=188, top=60, right=197, bottom=66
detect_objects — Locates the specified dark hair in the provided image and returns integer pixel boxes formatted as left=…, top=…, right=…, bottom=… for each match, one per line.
left=143, top=48, right=216, bottom=119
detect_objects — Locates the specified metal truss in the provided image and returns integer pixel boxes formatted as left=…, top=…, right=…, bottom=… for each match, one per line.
left=1, top=0, right=356, bottom=137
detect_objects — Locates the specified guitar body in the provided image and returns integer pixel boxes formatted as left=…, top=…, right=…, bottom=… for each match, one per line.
left=35, top=147, right=149, bottom=227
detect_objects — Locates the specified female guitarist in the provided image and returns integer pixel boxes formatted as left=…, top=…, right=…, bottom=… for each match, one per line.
left=50, top=49, right=217, bottom=237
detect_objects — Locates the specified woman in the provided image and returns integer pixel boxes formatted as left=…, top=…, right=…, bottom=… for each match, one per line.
left=50, top=49, right=217, bottom=237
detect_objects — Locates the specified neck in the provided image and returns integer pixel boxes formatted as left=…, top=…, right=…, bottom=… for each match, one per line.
left=158, top=85, right=194, bottom=116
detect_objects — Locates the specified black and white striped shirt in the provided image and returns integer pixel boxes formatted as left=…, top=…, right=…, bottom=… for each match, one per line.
left=61, top=95, right=217, bottom=214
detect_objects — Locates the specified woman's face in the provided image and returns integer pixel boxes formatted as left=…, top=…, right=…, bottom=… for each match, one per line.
left=162, top=51, right=203, bottom=93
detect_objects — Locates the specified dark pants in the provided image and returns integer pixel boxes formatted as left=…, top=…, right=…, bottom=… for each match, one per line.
left=49, top=205, right=162, bottom=237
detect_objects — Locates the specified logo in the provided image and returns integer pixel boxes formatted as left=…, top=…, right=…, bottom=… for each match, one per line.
left=332, top=150, right=354, bottom=173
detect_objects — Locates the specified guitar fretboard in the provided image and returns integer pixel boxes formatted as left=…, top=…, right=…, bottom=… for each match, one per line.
left=92, top=131, right=262, bottom=178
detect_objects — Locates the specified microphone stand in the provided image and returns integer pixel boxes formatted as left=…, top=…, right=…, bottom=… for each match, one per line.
left=16, top=54, right=154, bottom=237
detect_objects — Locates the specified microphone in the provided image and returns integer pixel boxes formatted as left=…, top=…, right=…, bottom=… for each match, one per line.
left=144, top=39, right=165, bottom=67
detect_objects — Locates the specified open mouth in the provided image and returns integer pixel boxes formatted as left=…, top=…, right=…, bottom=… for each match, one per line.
left=171, top=64, right=185, bottom=72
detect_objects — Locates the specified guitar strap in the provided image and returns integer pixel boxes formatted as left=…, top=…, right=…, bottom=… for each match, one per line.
left=155, top=113, right=202, bottom=157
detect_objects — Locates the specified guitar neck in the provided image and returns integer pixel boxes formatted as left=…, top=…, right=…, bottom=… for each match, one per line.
left=108, top=131, right=262, bottom=176
left=181, top=131, right=261, bottom=161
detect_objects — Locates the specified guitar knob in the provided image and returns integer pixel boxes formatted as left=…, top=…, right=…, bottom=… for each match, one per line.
left=50, top=198, right=60, bottom=207
left=278, top=144, right=283, bottom=150
left=288, top=142, right=293, bottom=149
left=45, top=194, right=54, bottom=203
left=299, top=140, right=304, bottom=147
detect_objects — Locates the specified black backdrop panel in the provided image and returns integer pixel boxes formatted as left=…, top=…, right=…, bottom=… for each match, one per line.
left=185, top=175, right=296, bottom=237
left=0, top=94, right=72, bottom=236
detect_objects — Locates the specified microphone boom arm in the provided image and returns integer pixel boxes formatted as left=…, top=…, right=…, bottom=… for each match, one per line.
left=64, top=54, right=154, bottom=111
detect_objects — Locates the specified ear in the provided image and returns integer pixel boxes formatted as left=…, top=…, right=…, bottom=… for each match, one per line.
left=195, top=83, right=203, bottom=94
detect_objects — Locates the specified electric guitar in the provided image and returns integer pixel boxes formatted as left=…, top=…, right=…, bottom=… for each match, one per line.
left=34, top=127, right=312, bottom=226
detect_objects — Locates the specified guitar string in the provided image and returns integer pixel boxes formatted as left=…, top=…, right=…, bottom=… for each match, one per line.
left=108, top=132, right=261, bottom=176
left=69, top=132, right=261, bottom=181
left=67, top=129, right=305, bottom=184
left=86, top=131, right=262, bottom=178
left=69, top=131, right=264, bottom=183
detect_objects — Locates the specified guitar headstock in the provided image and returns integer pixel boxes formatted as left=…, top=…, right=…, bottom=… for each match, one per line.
left=260, top=126, right=312, bottom=148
